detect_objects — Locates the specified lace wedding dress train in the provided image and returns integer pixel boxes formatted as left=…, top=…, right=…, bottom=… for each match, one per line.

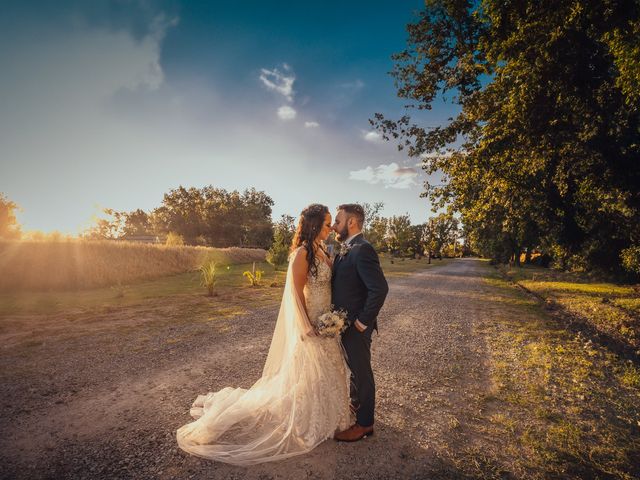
left=176, top=251, right=350, bottom=465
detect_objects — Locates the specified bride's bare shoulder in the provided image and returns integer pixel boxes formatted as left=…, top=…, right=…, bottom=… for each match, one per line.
left=289, top=245, right=309, bottom=263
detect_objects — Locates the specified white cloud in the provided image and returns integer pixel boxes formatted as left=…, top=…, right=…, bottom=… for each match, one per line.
left=277, top=105, right=297, bottom=120
left=349, top=166, right=376, bottom=182
left=349, top=162, right=418, bottom=189
left=0, top=14, right=176, bottom=106
left=137, top=15, right=179, bottom=90
left=363, top=130, right=382, bottom=142
left=304, top=121, right=319, bottom=128
left=259, top=66, right=295, bottom=102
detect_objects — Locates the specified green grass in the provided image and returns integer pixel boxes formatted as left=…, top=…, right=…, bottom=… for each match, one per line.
left=523, top=280, right=634, bottom=296
left=475, top=265, right=640, bottom=479
left=498, top=264, right=640, bottom=352
left=613, top=297, right=640, bottom=315
left=0, top=262, right=286, bottom=316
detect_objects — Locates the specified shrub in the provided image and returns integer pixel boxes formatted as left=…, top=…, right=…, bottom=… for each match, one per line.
left=165, top=232, right=184, bottom=246
left=621, top=246, right=640, bottom=274
left=267, top=239, right=290, bottom=268
left=267, top=215, right=295, bottom=268
left=199, top=260, right=217, bottom=296
left=243, top=262, right=263, bottom=286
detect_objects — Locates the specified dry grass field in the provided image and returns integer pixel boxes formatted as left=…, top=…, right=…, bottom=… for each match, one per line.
left=0, top=240, right=266, bottom=292
left=0, top=254, right=447, bottom=317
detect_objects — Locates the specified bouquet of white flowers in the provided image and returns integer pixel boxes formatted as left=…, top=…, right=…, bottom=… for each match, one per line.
left=316, top=307, right=348, bottom=338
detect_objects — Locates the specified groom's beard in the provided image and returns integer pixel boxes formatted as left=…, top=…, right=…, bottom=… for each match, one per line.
left=335, top=227, right=349, bottom=242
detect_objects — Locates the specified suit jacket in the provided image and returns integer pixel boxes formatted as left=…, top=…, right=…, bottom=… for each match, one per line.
left=331, top=234, right=389, bottom=331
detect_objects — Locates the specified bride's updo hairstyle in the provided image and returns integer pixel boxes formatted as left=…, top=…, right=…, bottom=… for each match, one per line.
left=290, top=203, right=329, bottom=278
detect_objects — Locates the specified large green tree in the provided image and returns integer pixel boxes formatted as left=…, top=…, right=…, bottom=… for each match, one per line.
left=423, top=213, right=459, bottom=258
left=86, top=186, right=274, bottom=248
left=386, top=214, right=413, bottom=255
left=239, top=188, right=276, bottom=248
left=361, top=202, right=387, bottom=251
left=151, top=186, right=274, bottom=248
left=121, top=209, right=151, bottom=237
left=374, top=0, right=640, bottom=275
left=152, top=186, right=205, bottom=244
left=267, top=214, right=295, bottom=267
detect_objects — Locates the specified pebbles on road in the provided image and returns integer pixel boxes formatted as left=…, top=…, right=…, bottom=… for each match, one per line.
left=1, top=259, right=496, bottom=480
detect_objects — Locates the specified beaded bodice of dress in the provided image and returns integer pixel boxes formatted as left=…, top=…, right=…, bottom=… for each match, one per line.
left=303, top=256, right=332, bottom=326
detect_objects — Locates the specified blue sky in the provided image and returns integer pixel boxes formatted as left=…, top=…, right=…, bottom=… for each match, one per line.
left=1, top=0, right=460, bottom=234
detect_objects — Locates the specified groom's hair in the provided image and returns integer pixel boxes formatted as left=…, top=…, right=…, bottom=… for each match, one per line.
left=338, top=203, right=364, bottom=228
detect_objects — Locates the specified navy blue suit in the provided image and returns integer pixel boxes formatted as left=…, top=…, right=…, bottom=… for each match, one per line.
left=331, top=233, right=388, bottom=427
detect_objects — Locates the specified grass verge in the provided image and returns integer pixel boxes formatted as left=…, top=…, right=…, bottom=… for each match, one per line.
left=0, top=239, right=267, bottom=291
left=1, top=255, right=456, bottom=316
left=472, top=264, right=640, bottom=479
left=0, top=262, right=286, bottom=316
left=498, top=264, right=640, bottom=359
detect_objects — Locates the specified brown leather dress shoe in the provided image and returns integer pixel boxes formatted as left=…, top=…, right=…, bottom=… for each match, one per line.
left=334, top=423, right=374, bottom=442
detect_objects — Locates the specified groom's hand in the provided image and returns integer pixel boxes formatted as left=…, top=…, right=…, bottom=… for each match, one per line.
left=354, top=319, right=367, bottom=332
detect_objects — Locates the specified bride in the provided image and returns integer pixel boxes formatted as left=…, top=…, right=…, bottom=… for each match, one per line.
left=176, top=204, right=351, bottom=465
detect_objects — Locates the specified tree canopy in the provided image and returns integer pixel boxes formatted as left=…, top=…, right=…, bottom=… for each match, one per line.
left=374, top=0, right=640, bottom=276
left=267, top=214, right=296, bottom=266
left=85, top=186, right=274, bottom=248
left=151, top=186, right=274, bottom=247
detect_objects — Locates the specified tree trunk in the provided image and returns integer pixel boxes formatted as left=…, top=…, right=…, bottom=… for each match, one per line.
left=513, top=250, right=521, bottom=267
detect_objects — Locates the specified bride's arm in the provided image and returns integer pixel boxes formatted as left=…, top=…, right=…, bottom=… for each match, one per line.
left=291, top=247, right=317, bottom=337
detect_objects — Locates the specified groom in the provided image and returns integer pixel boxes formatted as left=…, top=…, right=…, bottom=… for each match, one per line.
left=331, top=204, right=388, bottom=442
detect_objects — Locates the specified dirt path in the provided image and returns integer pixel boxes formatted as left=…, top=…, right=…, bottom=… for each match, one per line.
left=1, top=259, right=497, bottom=479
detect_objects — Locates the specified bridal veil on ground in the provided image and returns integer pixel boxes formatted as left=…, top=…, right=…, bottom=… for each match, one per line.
left=176, top=254, right=350, bottom=465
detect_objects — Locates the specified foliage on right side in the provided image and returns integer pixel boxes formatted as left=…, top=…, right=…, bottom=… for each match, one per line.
left=373, top=0, right=640, bottom=279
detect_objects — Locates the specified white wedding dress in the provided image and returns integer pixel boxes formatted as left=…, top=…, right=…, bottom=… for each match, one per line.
left=176, top=249, right=351, bottom=465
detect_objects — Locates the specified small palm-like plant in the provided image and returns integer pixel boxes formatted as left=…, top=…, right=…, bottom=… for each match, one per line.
left=199, top=260, right=217, bottom=296
left=243, top=262, right=263, bottom=287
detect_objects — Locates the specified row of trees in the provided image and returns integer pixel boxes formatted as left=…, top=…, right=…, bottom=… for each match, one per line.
left=374, top=0, right=640, bottom=277
left=2, top=190, right=466, bottom=261
left=362, top=202, right=464, bottom=258
left=3, top=192, right=461, bottom=259
left=85, top=186, right=274, bottom=248
left=267, top=202, right=466, bottom=266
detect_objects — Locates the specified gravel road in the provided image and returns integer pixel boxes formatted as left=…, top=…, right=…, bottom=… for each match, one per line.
left=1, top=258, right=495, bottom=479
